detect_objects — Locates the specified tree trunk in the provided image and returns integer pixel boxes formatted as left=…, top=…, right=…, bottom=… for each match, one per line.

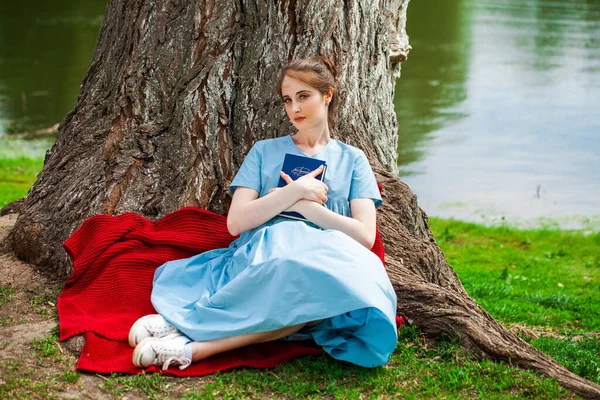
left=4, top=0, right=599, bottom=397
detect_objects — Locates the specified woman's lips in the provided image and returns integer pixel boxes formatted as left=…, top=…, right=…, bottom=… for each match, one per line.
left=294, top=117, right=305, bottom=122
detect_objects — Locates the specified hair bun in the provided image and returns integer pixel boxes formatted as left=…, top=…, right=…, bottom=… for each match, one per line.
left=313, top=56, right=337, bottom=78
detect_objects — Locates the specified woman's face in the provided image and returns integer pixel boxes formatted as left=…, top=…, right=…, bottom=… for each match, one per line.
left=281, top=75, right=330, bottom=130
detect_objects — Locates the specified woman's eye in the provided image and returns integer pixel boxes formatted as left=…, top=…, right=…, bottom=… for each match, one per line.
left=299, top=94, right=308, bottom=99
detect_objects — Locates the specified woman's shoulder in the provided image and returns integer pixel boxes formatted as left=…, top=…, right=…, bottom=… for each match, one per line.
left=331, top=139, right=366, bottom=159
left=252, top=136, right=289, bottom=150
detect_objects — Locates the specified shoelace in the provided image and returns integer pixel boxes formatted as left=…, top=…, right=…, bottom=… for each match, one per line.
left=151, top=339, right=192, bottom=370
left=144, top=321, right=177, bottom=336
left=161, top=356, right=191, bottom=371
left=148, top=323, right=177, bottom=335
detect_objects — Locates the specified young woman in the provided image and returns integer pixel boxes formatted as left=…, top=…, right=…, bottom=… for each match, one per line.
left=128, top=57, right=398, bottom=371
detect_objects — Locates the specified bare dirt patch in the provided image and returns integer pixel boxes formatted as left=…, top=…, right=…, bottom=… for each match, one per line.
left=0, top=215, right=112, bottom=398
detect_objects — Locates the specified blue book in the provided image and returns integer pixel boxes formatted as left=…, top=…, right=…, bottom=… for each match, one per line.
left=277, top=153, right=327, bottom=221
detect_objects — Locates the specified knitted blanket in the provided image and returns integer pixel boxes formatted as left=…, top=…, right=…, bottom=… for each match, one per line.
left=58, top=206, right=401, bottom=375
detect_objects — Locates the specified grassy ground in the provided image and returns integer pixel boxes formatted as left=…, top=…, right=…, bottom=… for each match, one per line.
left=433, top=219, right=600, bottom=331
left=0, top=137, right=50, bottom=208
left=0, top=157, right=43, bottom=208
left=0, top=154, right=599, bottom=398
left=430, top=218, right=600, bottom=386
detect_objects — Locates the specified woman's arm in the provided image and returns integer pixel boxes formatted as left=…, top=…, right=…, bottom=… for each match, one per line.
left=227, top=167, right=328, bottom=236
left=227, top=185, right=302, bottom=236
left=291, top=198, right=377, bottom=249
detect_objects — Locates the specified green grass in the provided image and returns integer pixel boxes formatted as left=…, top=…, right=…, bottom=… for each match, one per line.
left=0, top=359, right=62, bottom=399
left=529, top=335, right=600, bottom=384
left=430, top=218, right=600, bottom=331
left=103, top=373, right=169, bottom=399
left=0, top=157, right=43, bottom=208
left=32, top=334, right=60, bottom=359
left=31, top=329, right=66, bottom=366
left=58, top=370, right=81, bottom=384
left=0, top=284, right=60, bottom=326
left=28, top=285, right=60, bottom=319
left=177, top=327, right=570, bottom=399
left=0, top=285, right=15, bottom=307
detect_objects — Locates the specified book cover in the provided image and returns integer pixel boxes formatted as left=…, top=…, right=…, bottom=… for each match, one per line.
left=277, top=153, right=327, bottom=221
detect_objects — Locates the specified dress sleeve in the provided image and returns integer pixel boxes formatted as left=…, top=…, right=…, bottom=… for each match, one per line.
left=348, top=150, right=383, bottom=208
left=229, top=143, right=262, bottom=195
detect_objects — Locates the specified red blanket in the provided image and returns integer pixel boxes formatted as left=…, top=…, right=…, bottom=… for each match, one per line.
left=59, top=206, right=402, bottom=375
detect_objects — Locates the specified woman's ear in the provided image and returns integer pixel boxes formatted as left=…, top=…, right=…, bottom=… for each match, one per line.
left=325, top=88, right=334, bottom=105
left=327, top=87, right=334, bottom=100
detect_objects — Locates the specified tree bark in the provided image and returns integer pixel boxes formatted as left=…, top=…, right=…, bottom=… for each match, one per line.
left=4, top=0, right=599, bottom=397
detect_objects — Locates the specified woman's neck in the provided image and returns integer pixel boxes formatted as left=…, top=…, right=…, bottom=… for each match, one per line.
left=293, top=125, right=331, bottom=147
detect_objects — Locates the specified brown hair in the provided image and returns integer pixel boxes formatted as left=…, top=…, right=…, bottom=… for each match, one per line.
left=277, top=56, right=338, bottom=129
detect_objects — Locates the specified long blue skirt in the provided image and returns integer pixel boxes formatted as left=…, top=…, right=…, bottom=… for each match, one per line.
left=151, top=220, right=398, bottom=367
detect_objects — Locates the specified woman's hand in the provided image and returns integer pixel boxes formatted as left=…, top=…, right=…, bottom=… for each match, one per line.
left=278, top=165, right=328, bottom=204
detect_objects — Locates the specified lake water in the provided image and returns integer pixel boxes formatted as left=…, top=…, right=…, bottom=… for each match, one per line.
left=1, top=0, right=598, bottom=230
left=0, top=1, right=105, bottom=136
left=395, top=0, right=600, bottom=230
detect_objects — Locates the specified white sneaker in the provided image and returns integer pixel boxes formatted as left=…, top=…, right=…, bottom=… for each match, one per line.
left=132, top=333, right=192, bottom=370
left=128, top=314, right=179, bottom=347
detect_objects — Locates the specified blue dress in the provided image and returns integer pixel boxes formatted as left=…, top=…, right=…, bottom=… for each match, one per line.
left=151, top=135, right=398, bottom=367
